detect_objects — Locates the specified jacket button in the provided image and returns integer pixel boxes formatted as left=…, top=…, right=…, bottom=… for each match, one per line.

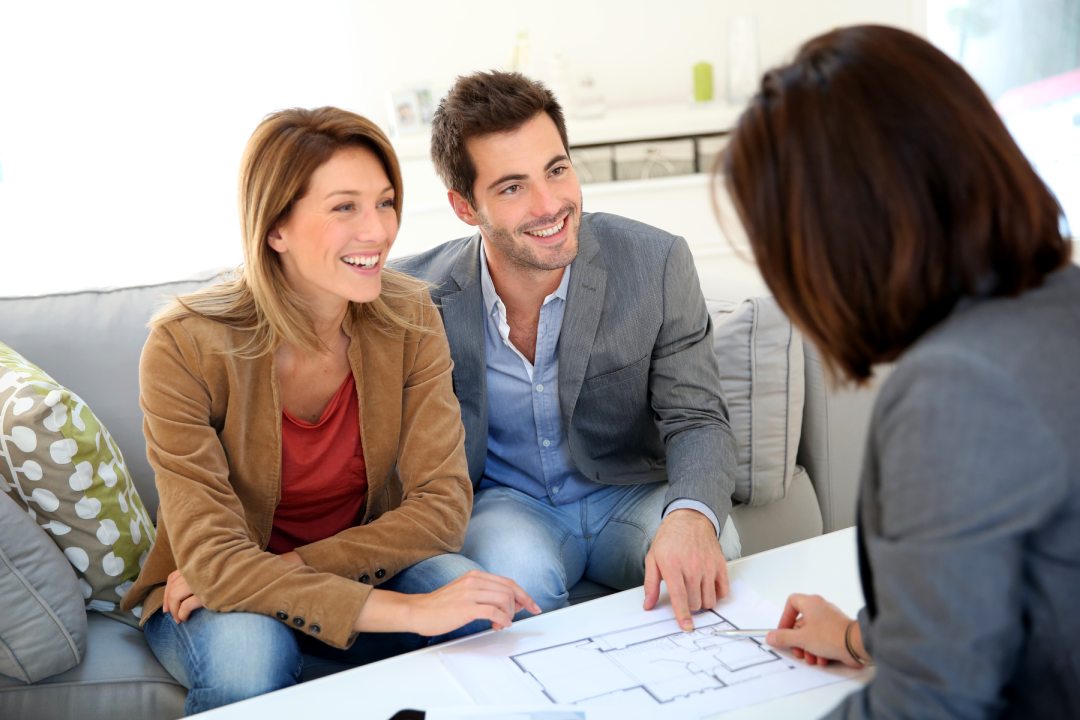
left=292, top=617, right=305, bottom=628
left=359, top=573, right=370, bottom=584
left=375, top=568, right=386, bottom=579
left=276, top=611, right=288, bottom=620
left=310, top=624, right=321, bottom=634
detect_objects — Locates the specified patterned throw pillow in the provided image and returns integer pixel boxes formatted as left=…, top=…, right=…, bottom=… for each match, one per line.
left=0, top=341, right=155, bottom=626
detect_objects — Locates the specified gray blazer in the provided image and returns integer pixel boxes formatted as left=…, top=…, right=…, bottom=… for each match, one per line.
left=393, top=212, right=737, bottom=523
left=831, top=265, right=1080, bottom=719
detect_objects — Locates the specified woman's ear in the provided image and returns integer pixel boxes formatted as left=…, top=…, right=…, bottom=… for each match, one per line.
left=267, top=226, right=287, bottom=253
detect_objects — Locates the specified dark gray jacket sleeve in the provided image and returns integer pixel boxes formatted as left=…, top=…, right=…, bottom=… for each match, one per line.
left=826, top=349, right=1067, bottom=719
left=650, top=236, right=737, bottom=526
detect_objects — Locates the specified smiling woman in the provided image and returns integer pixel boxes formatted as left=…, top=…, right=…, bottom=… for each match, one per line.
left=268, top=146, right=399, bottom=318
left=148, top=109, right=421, bottom=358
left=117, top=107, right=538, bottom=716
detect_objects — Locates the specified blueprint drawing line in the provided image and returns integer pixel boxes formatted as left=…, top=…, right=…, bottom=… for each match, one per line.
left=508, top=609, right=796, bottom=707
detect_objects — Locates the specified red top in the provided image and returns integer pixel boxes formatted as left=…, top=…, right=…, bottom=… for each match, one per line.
left=268, top=373, right=367, bottom=554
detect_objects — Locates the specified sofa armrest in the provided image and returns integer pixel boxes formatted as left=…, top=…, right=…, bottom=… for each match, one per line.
left=797, top=344, right=888, bottom=532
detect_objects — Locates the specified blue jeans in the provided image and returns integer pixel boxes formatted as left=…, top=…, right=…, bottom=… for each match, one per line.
left=462, top=483, right=741, bottom=614
left=144, top=553, right=485, bottom=716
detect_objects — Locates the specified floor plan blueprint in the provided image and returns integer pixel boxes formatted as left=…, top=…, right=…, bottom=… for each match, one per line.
left=439, top=581, right=861, bottom=720
left=510, top=610, right=794, bottom=707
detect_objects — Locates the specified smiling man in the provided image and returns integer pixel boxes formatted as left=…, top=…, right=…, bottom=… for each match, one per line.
left=394, top=71, right=740, bottom=630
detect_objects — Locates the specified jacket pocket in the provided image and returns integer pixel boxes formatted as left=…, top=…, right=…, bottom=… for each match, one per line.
left=581, top=354, right=650, bottom=393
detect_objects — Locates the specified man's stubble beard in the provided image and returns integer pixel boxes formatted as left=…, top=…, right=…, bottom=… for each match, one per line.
left=479, top=201, right=582, bottom=273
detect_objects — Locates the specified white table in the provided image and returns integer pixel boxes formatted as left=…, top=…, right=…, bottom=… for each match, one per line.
left=194, top=528, right=868, bottom=719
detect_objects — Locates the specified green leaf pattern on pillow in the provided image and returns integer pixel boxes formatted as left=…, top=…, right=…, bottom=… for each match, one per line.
left=0, top=342, right=155, bottom=626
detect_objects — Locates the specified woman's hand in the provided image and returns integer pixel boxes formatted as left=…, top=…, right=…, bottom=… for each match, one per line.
left=278, top=551, right=305, bottom=567
left=765, top=593, right=867, bottom=668
left=162, top=551, right=305, bottom=623
left=356, top=570, right=540, bottom=636
left=162, top=569, right=204, bottom=623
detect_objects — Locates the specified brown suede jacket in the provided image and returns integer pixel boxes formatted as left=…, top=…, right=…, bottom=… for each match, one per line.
left=120, top=293, right=471, bottom=649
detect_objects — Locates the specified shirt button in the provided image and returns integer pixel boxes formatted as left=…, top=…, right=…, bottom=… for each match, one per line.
left=535, top=383, right=544, bottom=392
left=375, top=568, right=386, bottom=579
left=359, top=573, right=370, bottom=584
left=292, top=617, right=305, bottom=628
left=276, top=611, right=288, bottom=621
left=552, top=486, right=561, bottom=495
left=310, top=624, right=321, bottom=635
left=542, top=439, right=551, bottom=447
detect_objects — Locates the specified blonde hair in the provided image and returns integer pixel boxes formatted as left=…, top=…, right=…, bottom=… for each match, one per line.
left=152, top=106, right=428, bottom=356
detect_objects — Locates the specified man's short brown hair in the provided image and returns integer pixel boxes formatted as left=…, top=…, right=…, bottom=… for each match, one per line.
left=430, top=71, right=569, bottom=205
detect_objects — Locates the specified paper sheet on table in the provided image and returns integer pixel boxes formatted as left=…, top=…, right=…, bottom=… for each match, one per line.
left=438, top=581, right=861, bottom=720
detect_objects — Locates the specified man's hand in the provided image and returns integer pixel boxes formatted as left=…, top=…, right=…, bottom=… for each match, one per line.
left=643, top=509, right=729, bottom=631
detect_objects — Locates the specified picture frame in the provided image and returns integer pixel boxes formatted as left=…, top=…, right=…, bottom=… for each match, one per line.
left=386, top=86, right=437, bottom=138
left=414, top=86, right=435, bottom=124
left=387, top=89, right=422, bottom=137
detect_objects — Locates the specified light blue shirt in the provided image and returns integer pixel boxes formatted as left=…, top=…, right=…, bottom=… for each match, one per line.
left=479, top=248, right=604, bottom=505
left=478, top=248, right=721, bottom=535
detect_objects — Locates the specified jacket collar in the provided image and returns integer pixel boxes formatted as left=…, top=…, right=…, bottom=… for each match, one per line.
left=449, top=233, right=483, bottom=294
left=438, top=234, right=488, bottom=482
left=437, top=217, right=608, bottom=470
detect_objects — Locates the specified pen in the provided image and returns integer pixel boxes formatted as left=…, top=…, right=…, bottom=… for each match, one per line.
left=707, top=628, right=773, bottom=637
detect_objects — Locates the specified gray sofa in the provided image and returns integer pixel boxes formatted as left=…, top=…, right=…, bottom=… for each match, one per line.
left=0, top=270, right=881, bottom=719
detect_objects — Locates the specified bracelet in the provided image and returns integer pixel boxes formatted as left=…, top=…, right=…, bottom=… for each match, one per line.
left=844, top=620, right=870, bottom=666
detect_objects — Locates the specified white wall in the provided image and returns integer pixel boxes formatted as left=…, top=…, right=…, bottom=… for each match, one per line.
left=0, top=1, right=924, bottom=297
left=362, top=1, right=925, bottom=116
left=0, top=1, right=385, bottom=294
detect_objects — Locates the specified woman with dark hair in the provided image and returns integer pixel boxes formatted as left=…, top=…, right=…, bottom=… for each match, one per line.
left=721, top=24, right=1079, bottom=719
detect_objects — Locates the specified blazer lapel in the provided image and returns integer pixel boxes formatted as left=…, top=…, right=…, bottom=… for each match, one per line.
left=439, top=236, right=488, bottom=483
left=558, top=219, right=607, bottom=428
left=349, top=314, right=393, bottom=505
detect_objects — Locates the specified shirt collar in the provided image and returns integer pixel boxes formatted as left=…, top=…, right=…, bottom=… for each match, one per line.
left=479, top=242, right=572, bottom=316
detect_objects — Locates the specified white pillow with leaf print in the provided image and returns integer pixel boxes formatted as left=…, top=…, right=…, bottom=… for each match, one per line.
left=0, top=341, right=155, bottom=627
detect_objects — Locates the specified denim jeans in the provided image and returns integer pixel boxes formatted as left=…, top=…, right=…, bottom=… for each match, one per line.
left=462, top=482, right=741, bottom=614
left=144, top=552, right=485, bottom=716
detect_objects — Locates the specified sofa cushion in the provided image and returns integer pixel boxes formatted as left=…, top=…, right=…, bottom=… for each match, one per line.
left=728, top=465, right=822, bottom=554
left=0, top=272, right=226, bottom=521
left=0, top=342, right=155, bottom=626
left=707, top=297, right=804, bottom=505
left=0, top=491, right=87, bottom=683
left=0, top=612, right=185, bottom=719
